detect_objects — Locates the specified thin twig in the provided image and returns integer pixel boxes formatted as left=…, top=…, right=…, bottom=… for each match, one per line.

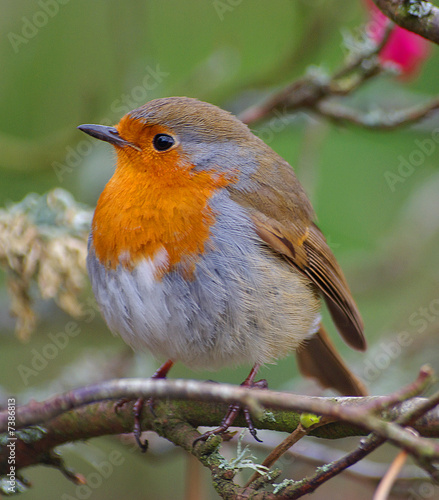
left=237, top=435, right=430, bottom=482
left=238, top=14, right=439, bottom=133
left=276, top=366, right=437, bottom=499
left=332, top=21, right=394, bottom=80
left=280, top=434, right=385, bottom=498
left=316, top=98, right=439, bottom=130
left=403, top=388, right=439, bottom=426
left=373, top=448, right=409, bottom=500
left=363, top=364, right=435, bottom=413
left=244, top=422, right=314, bottom=487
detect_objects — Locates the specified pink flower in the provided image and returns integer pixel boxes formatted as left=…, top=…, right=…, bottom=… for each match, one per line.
left=364, top=0, right=431, bottom=78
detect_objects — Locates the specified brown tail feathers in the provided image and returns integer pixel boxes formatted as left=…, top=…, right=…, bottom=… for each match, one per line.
left=296, top=324, right=368, bottom=397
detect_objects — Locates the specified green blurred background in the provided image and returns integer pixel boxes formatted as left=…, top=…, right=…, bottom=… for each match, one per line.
left=1, top=1, right=439, bottom=498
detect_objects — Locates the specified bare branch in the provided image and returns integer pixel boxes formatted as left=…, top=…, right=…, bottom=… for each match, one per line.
left=3, top=378, right=439, bottom=455
left=238, top=435, right=430, bottom=482
left=277, top=369, right=439, bottom=497
left=238, top=12, right=439, bottom=133
left=372, top=0, right=439, bottom=45
left=1, top=366, right=439, bottom=480
left=315, top=97, right=439, bottom=130
left=245, top=421, right=319, bottom=487
left=374, top=448, right=410, bottom=500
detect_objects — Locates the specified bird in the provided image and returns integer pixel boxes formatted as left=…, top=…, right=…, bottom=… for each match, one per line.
left=78, top=96, right=367, bottom=447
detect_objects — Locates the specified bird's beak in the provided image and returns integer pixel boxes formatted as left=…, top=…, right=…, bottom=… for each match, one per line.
left=77, top=124, right=141, bottom=151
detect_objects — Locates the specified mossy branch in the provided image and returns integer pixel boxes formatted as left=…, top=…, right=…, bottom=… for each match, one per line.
left=1, top=367, right=439, bottom=498
left=373, top=0, right=439, bottom=45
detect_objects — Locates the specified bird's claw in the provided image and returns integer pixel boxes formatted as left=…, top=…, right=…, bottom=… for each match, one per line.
left=113, top=397, right=149, bottom=452
left=133, top=398, right=148, bottom=452
left=193, top=378, right=268, bottom=446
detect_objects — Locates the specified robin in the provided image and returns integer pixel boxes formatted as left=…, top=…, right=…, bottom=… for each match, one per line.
left=78, top=96, right=367, bottom=447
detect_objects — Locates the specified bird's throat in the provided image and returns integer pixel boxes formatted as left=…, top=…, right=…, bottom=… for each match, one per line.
left=91, top=158, right=231, bottom=277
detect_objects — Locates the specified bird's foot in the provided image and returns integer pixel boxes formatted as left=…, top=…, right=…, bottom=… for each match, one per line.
left=114, top=359, right=175, bottom=453
left=114, top=397, right=148, bottom=452
left=193, top=375, right=267, bottom=446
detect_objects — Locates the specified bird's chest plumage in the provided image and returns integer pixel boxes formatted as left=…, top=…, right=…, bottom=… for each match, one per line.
left=88, top=183, right=320, bottom=369
left=89, top=159, right=231, bottom=276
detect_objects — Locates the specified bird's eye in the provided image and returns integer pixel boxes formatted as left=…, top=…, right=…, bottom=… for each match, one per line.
left=153, top=134, right=175, bottom=151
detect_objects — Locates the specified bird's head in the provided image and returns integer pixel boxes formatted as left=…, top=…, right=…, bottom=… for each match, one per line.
left=78, top=96, right=257, bottom=180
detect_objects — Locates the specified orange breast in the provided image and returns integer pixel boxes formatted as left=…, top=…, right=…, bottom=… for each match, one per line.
left=91, top=147, right=231, bottom=278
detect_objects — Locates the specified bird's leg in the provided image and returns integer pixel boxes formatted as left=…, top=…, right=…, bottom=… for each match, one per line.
left=115, top=359, right=174, bottom=452
left=194, top=363, right=267, bottom=445
left=135, top=359, right=174, bottom=451
left=151, top=359, right=175, bottom=379
left=145, top=359, right=175, bottom=415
